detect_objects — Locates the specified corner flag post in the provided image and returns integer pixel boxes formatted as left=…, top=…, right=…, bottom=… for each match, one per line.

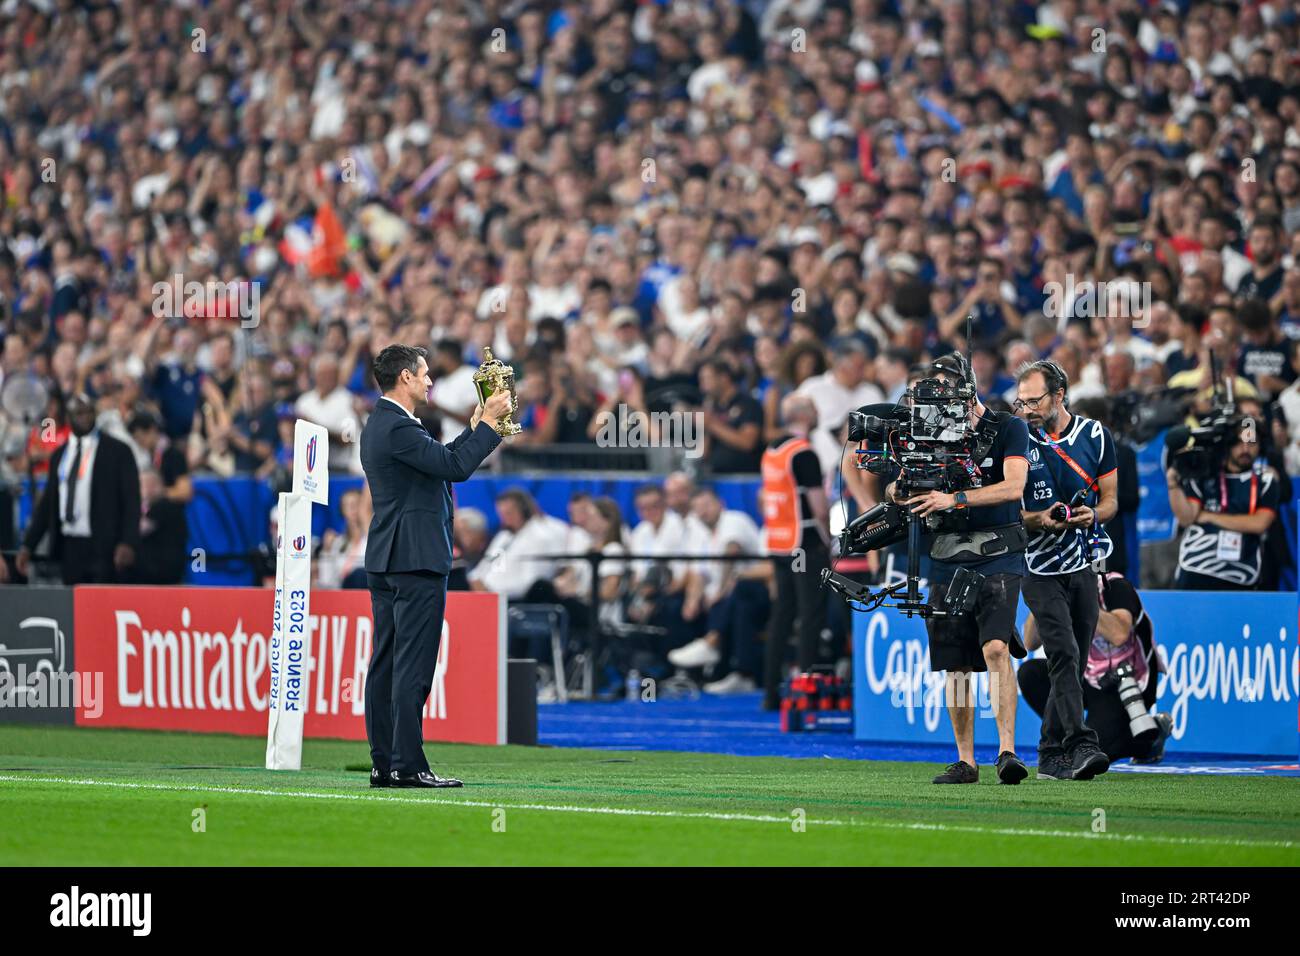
left=265, top=420, right=330, bottom=771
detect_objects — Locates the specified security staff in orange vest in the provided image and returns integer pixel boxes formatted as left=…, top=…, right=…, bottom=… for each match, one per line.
left=760, top=394, right=830, bottom=710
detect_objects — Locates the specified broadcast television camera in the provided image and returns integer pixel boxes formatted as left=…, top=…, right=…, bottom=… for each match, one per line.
left=822, top=358, right=991, bottom=618
left=1161, top=351, right=1251, bottom=483
left=1109, top=386, right=1194, bottom=444
left=1165, top=403, right=1247, bottom=482
left=838, top=373, right=980, bottom=556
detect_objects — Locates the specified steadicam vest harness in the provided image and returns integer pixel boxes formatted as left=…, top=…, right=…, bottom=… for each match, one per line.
left=929, top=410, right=1028, bottom=564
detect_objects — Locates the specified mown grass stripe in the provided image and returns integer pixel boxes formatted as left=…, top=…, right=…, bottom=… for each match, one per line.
left=1, top=773, right=1295, bottom=851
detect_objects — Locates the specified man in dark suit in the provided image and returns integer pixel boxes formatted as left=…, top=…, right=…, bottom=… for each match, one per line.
left=17, top=393, right=141, bottom=584
left=361, top=344, right=512, bottom=789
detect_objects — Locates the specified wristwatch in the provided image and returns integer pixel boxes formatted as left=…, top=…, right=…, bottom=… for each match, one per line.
left=953, top=491, right=968, bottom=510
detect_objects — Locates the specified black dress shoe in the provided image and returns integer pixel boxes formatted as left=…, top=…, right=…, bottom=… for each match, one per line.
left=389, top=770, right=464, bottom=788
left=370, top=768, right=391, bottom=789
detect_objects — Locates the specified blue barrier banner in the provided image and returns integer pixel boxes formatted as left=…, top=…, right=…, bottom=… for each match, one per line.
left=854, top=589, right=1299, bottom=757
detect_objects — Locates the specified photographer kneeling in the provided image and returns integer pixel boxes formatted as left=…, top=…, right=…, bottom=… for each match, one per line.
left=1168, top=419, right=1281, bottom=591
left=1019, top=571, right=1172, bottom=765
left=886, top=353, right=1031, bottom=786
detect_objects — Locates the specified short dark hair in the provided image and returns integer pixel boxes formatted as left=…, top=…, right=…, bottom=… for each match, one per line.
left=634, top=483, right=665, bottom=502
left=127, top=409, right=161, bottom=434
left=373, top=344, right=427, bottom=392
left=434, top=338, right=462, bottom=362
left=1176, top=304, right=1207, bottom=331
left=702, top=357, right=737, bottom=382
left=931, top=351, right=976, bottom=388
left=883, top=346, right=915, bottom=367
left=1238, top=297, right=1273, bottom=333
left=1250, top=216, right=1281, bottom=236
left=1017, top=359, right=1069, bottom=393
left=495, top=488, right=537, bottom=520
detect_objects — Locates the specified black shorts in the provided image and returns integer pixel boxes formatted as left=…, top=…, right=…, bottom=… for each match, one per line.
left=925, top=569, right=1022, bottom=673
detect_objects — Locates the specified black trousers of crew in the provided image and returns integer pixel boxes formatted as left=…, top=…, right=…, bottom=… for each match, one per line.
left=1021, top=569, right=1100, bottom=756
left=366, top=570, right=448, bottom=776
left=1018, top=658, right=1158, bottom=761
left=765, top=538, right=828, bottom=706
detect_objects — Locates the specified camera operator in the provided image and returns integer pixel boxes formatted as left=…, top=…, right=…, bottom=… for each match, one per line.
left=1019, top=571, right=1172, bottom=765
left=886, top=353, right=1031, bottom=786
left=1015, top=360, right=1118, bottom=781
left=1168, top=418, right=1281, bottom=590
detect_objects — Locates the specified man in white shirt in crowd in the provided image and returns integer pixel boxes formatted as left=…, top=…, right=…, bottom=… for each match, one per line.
left=469, top=489, right=568, bottom=599
left=427, top=338, right=480, bottom=444
left=626, top=483, right=696, bottom=655
left=295, top=353, right=361, bottom=472
left=663, top=470, right=698, bottom=526
left=670, top=486, right=770, bottom=694
left=795, top=339, right=884, bottom=479
left=553, top=491, right=596, bottom=599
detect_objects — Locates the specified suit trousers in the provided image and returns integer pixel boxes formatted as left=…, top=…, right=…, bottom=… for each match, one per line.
left=366, top=569, right=449, bottom=775
left=61, top=539, right=116, bottom=585
left=1021, top=568, right=1101, bottom=757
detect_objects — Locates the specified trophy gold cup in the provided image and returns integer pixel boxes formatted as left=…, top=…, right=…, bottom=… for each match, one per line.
left=472, top=347, right=522, bottom=436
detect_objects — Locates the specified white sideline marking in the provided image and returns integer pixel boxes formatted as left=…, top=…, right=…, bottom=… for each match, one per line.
left=0, top=774, right=1295, bottom=851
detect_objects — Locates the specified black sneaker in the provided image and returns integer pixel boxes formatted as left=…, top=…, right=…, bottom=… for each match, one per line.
left=1071, top=743, right=1111, bottom=780
left=995, top=751, right=1028, bottom=785
left=932, top=760, right=979, bottom=784
left=1036, top=753, right=1071, bottom=780
left=1132, top=714, right=1173, bottom=765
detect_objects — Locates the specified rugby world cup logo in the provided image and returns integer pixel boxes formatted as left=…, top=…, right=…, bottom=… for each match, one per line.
left=305, top=435, right=317, bottom=472
left=293, top=535, right=307, bottom=552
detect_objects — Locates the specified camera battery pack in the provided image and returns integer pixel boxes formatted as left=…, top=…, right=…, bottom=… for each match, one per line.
left=943, top=567, right=985, bottom=616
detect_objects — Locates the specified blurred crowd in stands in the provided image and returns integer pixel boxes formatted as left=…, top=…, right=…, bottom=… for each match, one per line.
left=2, top=0, right=1300, bottom=619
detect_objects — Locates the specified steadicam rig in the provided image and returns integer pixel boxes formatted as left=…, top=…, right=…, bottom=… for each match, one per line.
left=820, top=566, right=983, bottom=619
left=821, top=354, right=988, bottom=620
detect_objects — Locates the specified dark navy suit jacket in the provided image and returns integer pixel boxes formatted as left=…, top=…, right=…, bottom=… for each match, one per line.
left=360, top=398, right=502, bottom=575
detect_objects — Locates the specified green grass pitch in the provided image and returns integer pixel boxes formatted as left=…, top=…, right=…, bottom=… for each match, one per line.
left=1, top=726, right=1297, bottom=866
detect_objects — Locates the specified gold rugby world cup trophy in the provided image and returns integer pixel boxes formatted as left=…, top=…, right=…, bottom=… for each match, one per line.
left=473, top=347, right=522, bottom=436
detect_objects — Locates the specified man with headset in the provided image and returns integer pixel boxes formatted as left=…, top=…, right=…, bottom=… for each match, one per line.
left=888, top=353, right=1031, bottom=785
left=1014, top=360, right=1119, bottom=781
